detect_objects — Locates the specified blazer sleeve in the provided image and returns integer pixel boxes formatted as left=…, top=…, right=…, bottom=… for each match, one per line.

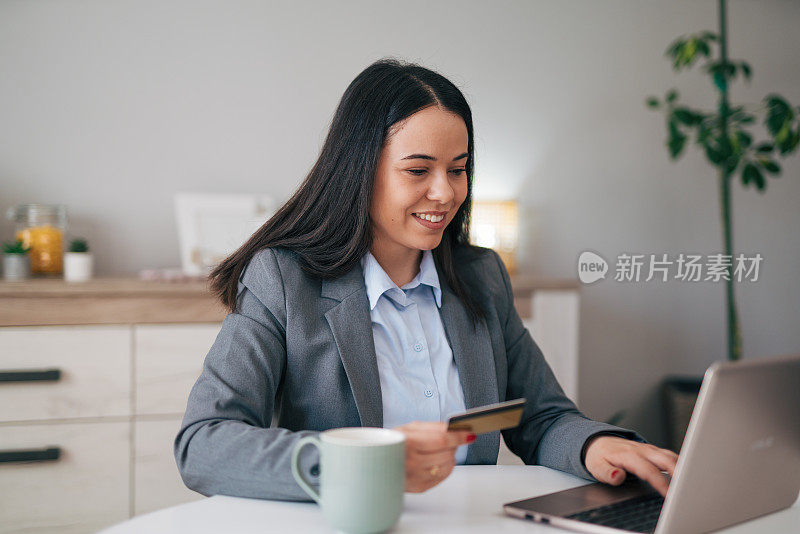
left=492, top=251, right=646, bottom=480
left=174, top=248, right=320, bottom=501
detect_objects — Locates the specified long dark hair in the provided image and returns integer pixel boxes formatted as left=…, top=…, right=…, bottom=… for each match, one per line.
left=210, top=58, right=486, bottom=325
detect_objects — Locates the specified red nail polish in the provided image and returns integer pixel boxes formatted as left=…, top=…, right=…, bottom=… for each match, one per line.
left=466, top=433, right=477, bottom=443
left=611, top=469, right=620, bottom=478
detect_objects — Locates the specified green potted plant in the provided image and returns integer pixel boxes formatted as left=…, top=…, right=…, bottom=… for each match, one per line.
left=2, top=239, right=31, bottom=281
left=64, top=238, right=93, bottom=282
left=646, top=0, right=799, bottom=452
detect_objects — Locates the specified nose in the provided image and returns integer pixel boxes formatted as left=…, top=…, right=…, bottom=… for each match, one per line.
left=426, top=169, right=455, bottom=206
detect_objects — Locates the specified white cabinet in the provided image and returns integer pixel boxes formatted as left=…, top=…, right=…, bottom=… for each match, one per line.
left=0, top=421, right=130, bottom=534
left=0, top=323, right=221, bottom=534
left=134, top=324, right=219, bottom=416
left=134, top=417, right=201, bottom=515
left=132, top=324, right=221, bottom=515
left=0, top=326, right=130, bottom=422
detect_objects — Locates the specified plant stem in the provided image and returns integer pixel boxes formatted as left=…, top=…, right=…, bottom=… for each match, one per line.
left=718, top=0, right=742, bottom=361
left=719, top=169, right=742, bottom=361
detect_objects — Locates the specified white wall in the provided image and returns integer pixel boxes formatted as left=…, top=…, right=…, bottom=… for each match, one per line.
left=2, top=0, right=798, bottom=445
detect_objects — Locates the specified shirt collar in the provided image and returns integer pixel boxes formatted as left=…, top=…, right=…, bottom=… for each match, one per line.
left=360, top=249, right=442, bottom=310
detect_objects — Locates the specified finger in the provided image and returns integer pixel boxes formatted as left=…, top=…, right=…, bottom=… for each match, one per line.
left=406, top=435, right=458, bottom=455
left=590, top=457, right=627, bottom=486
left=402, top=421, right=447, bottom=433
left=643, top=443, right=679, bottom=463
left=642, top=447, right=679, bottom=477
left=423, top=458, right=456, bottom=480
left=406, top=457, right=455, bottom=493
left=410, top=431, right=473, bottom=453
left=614, top=453, right=670, bottom=497
left=415, top=450, right=458, bottom=471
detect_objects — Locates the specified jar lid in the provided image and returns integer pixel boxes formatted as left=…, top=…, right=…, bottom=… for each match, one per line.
left=6, top=204, right=68, bottom=226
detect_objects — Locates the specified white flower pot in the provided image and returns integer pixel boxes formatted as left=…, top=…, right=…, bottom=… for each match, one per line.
left=3, top=254, right=30, bottom=281
left=64, top=252, right=94, bottom=282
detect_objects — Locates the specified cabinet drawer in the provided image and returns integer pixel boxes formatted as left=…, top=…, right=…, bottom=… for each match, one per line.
left=134, top=324, right=220, bottom=415
left=134, top=418, right=203, bottom=515
left=0, top=421, right=129, bottom=533
left=0, top=326, right=130, bottom=422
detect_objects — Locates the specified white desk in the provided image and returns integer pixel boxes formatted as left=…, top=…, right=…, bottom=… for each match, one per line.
left=100, top=465, right=799, bottom=533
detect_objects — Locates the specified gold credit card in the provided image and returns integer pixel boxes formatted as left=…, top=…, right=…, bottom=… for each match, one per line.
left=447, top=398, right=526, bottom=435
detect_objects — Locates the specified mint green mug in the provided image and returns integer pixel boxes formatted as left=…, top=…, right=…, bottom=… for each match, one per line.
left=291, top=427, right=406, bottom=534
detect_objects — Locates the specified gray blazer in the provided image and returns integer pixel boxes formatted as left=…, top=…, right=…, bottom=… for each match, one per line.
left=175, top=245, right=641, bottom=501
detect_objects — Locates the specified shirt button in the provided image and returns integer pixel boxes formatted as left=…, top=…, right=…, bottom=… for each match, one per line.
left=424, top=389, right=433, bottom=398
left=413, top=342, right=424, bottom=352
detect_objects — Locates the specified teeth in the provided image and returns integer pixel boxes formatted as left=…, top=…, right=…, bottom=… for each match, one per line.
left=414, top=213, right=444, bottom=223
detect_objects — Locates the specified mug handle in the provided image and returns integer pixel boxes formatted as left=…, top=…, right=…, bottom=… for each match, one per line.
left=291, top=436, right=321, bottom=503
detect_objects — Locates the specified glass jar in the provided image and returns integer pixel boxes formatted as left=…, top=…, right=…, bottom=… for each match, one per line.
left=6, top=204, right=68, bottom=275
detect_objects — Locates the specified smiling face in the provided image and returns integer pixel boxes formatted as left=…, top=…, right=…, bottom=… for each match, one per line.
left=369, top=106, right=469, bottom=265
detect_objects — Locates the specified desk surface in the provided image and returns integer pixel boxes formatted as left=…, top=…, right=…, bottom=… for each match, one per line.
left=101, top=465, right=799, bottom=533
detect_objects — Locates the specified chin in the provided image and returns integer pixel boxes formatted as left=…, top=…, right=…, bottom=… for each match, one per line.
left=412, top=237, right=443, bottom=251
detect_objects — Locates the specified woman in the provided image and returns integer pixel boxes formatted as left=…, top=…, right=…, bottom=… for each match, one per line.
left=175, top=58, right=678, bottom=501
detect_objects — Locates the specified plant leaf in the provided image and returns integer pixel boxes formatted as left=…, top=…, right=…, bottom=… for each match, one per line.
left=775, top=123, right=791, bottom=145
left=755, top=142, right=774, bottom=153
left=757, top=157, right=781, bottom=174
left=742, top=162, right=766, bottom=191
left=666, top=89, right=679, bottom=103
left=668, top=121, right=687, bottom=158
left=674, top=107, right=701, bottom=126
left=724, top=62, right=737, bottom=81
left=778, top=129, right=800, bottom=155
left=735, top=130, right=752, bottom=149
left=733, top=114, right=755, bottom=125
left=705, top=142, right=724, bottom=165
left=666, top=38, right=685, bottom=59
left=646, top=97, right=660, bottom=109
left=697, top=123, right=712, bottom=145
left=740, top=61, right=752, bottom=80
left=765, top=94, right=792, bottom=135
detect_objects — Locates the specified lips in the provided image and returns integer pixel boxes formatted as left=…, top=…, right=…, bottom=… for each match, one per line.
left=412, top=212, right=446, bottom=223
left=412, top=212, right=447, bottom=229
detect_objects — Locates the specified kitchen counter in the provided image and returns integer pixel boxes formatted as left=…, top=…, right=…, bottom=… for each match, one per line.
left=0, top=274, right=579, bottom=326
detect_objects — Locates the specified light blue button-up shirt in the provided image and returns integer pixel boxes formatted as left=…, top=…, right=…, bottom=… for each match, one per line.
left=361, top=249, right=469, bottom=464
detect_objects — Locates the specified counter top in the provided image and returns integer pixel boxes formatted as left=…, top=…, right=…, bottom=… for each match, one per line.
left=0, top=277, right=213, bottom=297
left=0, top=274, right=579, bottom=297
left=0, top=277, right=226, bottom=326
left=0, top=274, right=579, bottom=327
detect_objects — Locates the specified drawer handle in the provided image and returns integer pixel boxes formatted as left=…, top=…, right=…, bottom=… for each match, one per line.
left=0, top=446, right=61, bottom=463
left=0, top=369, right=61, bottom=383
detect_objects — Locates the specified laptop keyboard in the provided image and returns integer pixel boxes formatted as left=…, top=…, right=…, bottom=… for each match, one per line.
left=564, top=492, right=664, bottom=533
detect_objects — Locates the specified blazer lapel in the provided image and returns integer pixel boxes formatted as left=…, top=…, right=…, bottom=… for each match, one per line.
left=321, top=257, right=500, bottom=463
left=438, top=282, right=500, bottom=464
left=322, top=264, right=384, bottom=428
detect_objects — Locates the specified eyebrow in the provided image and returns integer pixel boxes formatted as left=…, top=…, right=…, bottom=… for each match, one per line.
left=400, top=152, right=468, bottom=162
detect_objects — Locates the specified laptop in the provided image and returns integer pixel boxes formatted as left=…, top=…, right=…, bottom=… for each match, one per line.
left=503, top=353, right=800, bottom=533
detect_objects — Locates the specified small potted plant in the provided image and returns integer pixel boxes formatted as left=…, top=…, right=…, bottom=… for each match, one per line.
left=64, top=238, right=93, bottom=282
left=2, top=239, right=31, bottom=281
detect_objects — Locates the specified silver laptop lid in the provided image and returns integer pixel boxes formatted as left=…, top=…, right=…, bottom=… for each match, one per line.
left=655, top=353, right=800, bottom=534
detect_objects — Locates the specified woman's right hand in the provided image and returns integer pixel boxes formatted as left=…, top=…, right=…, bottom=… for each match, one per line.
left=393, top=421, right=476, bottom=493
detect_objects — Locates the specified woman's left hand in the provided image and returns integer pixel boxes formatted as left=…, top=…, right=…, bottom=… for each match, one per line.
left=583, top=435, right=679, bottom=497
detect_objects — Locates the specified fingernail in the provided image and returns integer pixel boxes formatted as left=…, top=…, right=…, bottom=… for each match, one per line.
left=611, top=469, right=620, bottom=478
left=466, top=433, right=477, bottom=443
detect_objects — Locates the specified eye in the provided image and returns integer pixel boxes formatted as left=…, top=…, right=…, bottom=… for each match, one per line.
left=450, top=168, right=466, bottom=176
left=407, top=169, right=427, bottom=176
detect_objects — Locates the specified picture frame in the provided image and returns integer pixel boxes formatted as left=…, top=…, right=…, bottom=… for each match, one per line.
left=174, top=192, right=275, bottom=276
